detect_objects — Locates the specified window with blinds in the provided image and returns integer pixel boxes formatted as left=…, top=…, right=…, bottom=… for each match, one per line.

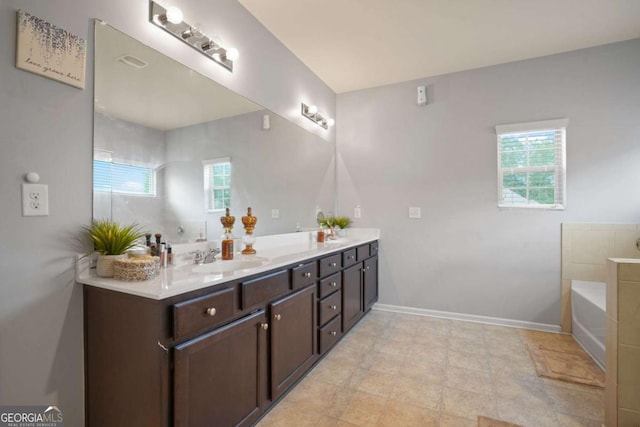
left=495, top=119, right=567, bottom=209
left=203, top=157, right=231, bottom=212
left=93, top=159, right=156, bottom=196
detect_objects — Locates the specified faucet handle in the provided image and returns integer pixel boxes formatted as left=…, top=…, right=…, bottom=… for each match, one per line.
left=189, top=249, right=204, bottom=264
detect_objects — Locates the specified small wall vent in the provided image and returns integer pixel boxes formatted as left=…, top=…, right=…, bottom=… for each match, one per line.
left=116, top=54, right=148, bottom=69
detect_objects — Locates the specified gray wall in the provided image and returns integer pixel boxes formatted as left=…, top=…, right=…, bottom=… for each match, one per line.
left=337, top=39, right=640, bottom=327
left=0, top=1, right=335, bottom=425
left=165, top=110, right=335, bottom=239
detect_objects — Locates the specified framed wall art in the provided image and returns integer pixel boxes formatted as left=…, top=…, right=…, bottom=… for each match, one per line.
left=16, top=10, right=87, bottom=89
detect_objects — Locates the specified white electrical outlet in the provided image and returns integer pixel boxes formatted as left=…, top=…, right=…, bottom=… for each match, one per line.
left=354, top=205, right=361, bottom=219
left=271, top=209, right=280, bottom=219
left=417, top=86, right=427, bottom=105
left=408, top=207, right=421, bottom=219
left=22, top=183, right=49, bottom=216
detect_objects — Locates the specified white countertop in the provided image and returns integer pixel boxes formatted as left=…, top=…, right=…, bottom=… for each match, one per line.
left=76, top=228, right=380, bottom=300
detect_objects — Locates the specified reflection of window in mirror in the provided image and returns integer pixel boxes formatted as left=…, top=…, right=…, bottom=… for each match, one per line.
left=203, top=157, right=231, bottom=212
left=93, top=150, right=157, bottom=196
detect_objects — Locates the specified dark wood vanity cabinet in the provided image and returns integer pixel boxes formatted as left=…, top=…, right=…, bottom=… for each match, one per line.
left=342, top=263, right=364, bottom=332
left=84, top=240, right=378, bottom=427
left=174, top=310, right=268, bottom=427
left=270, top=285, right=317, bottom=400
left=342, top=245, right=379, bottom=333
left=363, top=256, right=379, bottom=311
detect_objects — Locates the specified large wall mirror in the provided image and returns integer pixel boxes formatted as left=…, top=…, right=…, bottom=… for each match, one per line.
left=93, top=23, right=335, bottom=243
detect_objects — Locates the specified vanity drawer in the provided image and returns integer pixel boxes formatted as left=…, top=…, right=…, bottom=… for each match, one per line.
left=318, top=253, right=341, bottom=278
left=173, top=287, right=235, bottom=340
left=318, top=315, right=342, bottom=354
left=292, top=262, right=317, bottom=289
left=318, top=290, right=341, bottom=326
left=370, top=241, right=379, bottom=256
left=241, top=269, right=289, bottom=309
left=356, top=244, right=370, bottom=261
left=342, top=248, right=358, bottom=268
left=318, top=272, right=341, bottom=299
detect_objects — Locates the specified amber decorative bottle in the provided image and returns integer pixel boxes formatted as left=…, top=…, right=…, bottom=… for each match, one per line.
left=221, top=230, right=234, bottom=260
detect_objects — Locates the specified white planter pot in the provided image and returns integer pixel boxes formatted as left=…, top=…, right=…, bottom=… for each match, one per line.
left=96, top=254, right=126, bottom=278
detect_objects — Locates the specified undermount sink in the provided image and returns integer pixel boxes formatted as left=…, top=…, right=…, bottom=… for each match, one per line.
left=187, top=259, right=268, bottom=274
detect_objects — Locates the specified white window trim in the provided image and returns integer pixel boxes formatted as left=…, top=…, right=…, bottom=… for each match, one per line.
left=495, top=119, right=567, bottom=210
left=203, top=157, right=231, bottom=213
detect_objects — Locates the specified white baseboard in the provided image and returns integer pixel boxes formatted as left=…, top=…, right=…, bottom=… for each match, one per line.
left=372, top=303, right=562, bottom=334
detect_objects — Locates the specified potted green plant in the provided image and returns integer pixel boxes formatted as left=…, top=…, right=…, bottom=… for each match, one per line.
left=318, top=215, right=352, bottom=238
left=85, top=219, right=146, bottom=277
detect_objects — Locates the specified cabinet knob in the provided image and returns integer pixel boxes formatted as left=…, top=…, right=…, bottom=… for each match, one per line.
left=330, top=262, right=337, bottom=267
left=205, top=308, right=217, bottom=317
left=348, top=255, right=354, bottom=260
left=331, top=282, right=337, bottom=287
left=274, top=314, right=282, bottom=321
left=261, top=323, right=269, bottom=331
left=304, top=272, right=311, bottom=278
left=366, top=266, right=370, bottom=270
left=330, top=305, right=337, bottom=310
left=330, top=331, right=337, bottom=336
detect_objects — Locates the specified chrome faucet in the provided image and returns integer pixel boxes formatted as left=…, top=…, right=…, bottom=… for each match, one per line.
left=190, top=248, right=221, bottom=264
left=190, top=250, right=204, bottom=265
left=203, top=248, right=221, bottom=263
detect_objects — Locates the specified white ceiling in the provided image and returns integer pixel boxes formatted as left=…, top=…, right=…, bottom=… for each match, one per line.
left=239, top=0, right=640, bottom=93
left=95, top=23, right=262, bottom=130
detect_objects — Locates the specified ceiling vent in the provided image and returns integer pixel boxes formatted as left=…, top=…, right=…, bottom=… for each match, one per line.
left=116, top=54, right=148, bottom=69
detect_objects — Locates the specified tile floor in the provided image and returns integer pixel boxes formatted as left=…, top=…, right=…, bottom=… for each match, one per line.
left=257, top=310, right=605, bottom=427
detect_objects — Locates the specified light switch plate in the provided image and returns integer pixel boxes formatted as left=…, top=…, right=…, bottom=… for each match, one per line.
left=408, top=207, right=421, bottom=219
left=271, top=209, right=280, bottom=219
left=22, top=183, right=49, bottom=216
left=354, top=206, right=361, bottom=219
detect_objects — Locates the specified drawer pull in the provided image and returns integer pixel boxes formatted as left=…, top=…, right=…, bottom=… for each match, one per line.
left=330, top=262, right=337, bottom=267
left=303, top=272, right=311, bottom=278
left=348, top=255, right=355, bottom=260
left=366, top=266, right=370, bottom=271
left=205, top=308, right=217, bottom=317
left=331, top=282, right=337, bottom=287
left=330, top=331, right=337, bottom=336
left=261, top=323, right=269, bottom=331
left=330, top=305, right=337, bottom=310
left=274, top=314, right=282, bottom=321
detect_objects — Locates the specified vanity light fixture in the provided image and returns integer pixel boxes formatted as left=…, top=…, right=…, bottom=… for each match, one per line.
left=149, top=1, right=238, bottom=72
left=301, top=103, right=334, bottom=130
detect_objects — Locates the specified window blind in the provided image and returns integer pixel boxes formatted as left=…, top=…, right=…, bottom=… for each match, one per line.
left=496, top=119, right=567, bottom=209
left=93, top=159, right=156, bottom=196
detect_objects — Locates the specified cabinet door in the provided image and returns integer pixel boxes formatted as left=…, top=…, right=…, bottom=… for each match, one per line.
left=363, top=256, right=378, bottom=311
left=174, top=310, right=268, bottom=427
left=342, top=263, right=363, bottom=332
left=270, top=285, right=317, bottom=400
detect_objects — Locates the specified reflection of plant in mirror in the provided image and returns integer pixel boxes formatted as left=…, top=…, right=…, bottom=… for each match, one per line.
left=85, top=219, right=146, bottom=255
left=319, top=216, right=352, bottom=229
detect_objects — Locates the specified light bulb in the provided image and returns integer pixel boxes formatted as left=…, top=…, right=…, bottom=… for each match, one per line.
left=165, top=6, right=183, bottom=24
left=308, top=105, right=318, bottom=115
left=226, top=48, right=239, bottom=61
left=327, top=118, right=335, bottom=127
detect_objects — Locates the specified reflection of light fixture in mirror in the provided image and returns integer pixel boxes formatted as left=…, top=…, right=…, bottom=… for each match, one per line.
left=149, top=1, right=238, bottom=72
left=301, top=103, right=334, bottom=130
left=180, top=27, right=194, bottom=40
